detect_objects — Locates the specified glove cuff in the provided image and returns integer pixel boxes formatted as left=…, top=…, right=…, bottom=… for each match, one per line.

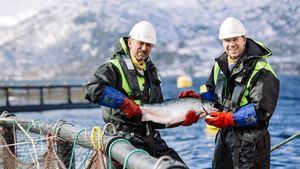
left=200, top=91, right=216, bottom=101
left=233, top=103, right=258, bottom=127
left=122, top=98, right=142, bottom=118
left=99, top=86, right=125, bottom=108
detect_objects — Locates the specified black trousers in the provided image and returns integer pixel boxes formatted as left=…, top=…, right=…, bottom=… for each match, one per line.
left=212, top=127, right=270, bottom=169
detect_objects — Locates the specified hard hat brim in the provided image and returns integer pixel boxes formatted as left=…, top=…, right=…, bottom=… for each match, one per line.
left=219, top=33, right=246, bottom=40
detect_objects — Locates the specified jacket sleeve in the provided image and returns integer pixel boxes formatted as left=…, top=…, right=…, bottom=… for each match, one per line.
left=84, top=62, right=122, bottom=104
left=248, top=68, right=280, bottom=124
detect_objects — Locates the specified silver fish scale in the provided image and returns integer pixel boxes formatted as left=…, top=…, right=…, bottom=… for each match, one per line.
left=141, top=98, right=217, bottom=126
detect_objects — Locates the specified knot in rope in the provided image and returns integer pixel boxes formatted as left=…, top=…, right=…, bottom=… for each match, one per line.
left=91, top=126, right=103, bottom=150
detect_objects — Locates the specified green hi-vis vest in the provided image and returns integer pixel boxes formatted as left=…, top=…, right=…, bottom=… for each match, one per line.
left=213, top=53, right=276, bottom=111
left=108, top=58, right=145, bottom=105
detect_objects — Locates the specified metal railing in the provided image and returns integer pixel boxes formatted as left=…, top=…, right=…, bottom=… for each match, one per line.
left=0, top=84, right=99, bottom=112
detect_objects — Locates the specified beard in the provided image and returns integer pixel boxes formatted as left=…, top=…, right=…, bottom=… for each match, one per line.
left=135, top=51, right=149, bottom=61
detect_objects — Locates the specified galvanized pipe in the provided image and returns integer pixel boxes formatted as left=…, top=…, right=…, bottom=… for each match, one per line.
left=0, top=113, right=187, bottom=169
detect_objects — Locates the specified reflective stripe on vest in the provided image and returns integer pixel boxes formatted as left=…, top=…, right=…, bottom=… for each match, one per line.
left=108, top=59, right=145, bottom=105
left=213, top=58, right=277, bottom=107
left=213, top=62, right=220, bottom=85
left=213, top=62, right=226, bottom=106
left=239, top=59, right=277, bottom=106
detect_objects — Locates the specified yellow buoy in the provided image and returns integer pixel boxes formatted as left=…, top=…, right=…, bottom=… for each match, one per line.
left=205, top=123, right=219, bottom=137
left=200, top=85, right=220, bottom=133
left=199, top=84, right=208, bottom=93
left=206, top=123, right=219, bottom=130
left=177, top=75, right=193, bottom=88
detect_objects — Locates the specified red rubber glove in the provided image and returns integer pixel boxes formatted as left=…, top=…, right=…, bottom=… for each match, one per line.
left=205, top=112, right=235, bottom=128
left=182, top=110, right=200, bottom=126
left=121, top=98, right=142, bottom=118
left=177, top=90, right=200, bottom=98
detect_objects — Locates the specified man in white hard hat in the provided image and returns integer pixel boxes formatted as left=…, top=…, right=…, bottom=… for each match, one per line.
left=178, top=17, right=279, bottom=168
left=85, top=21, right=194, bottom=168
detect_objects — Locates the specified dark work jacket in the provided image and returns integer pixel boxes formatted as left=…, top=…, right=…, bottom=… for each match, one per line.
left=206, top=38, right=280, bottom=169
left=206, top=38, right=279, bottom=128
left=84, top=37, right=165, bottom=131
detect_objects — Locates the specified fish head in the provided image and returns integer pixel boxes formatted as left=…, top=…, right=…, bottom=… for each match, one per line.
left=202, top=104, right=218, bottom=114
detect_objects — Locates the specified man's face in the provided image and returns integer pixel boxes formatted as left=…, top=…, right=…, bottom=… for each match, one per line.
left=128, top=38, right=153, bottom=62
left=222, top=36, right=246, bottom=59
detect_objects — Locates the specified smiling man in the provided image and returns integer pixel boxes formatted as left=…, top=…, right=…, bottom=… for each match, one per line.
left=84, top=21, right=195, bottom=168
left=203, top=17, right=280, bottom=169
left=177, top=17, right=279, bottom=168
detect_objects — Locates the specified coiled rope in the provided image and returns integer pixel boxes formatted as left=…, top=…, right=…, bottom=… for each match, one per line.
left=152, top=155, right=174, bottom=169
left=108, top=138, right=131, bottom=169
left=68, top=129, right=86, bottom=169
left=91, top=126, right=103, bottom=150
left=122, top=149, right=149, bottom=169
left=107, top=138, right=149, bottom=169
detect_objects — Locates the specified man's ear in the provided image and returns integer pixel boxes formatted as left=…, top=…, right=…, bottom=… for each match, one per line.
left=242, top=36, right=247, bottom=43
left=128, top=38, right=132, bottom=48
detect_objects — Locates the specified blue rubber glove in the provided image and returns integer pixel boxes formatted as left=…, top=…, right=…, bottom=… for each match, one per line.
left=205, top=103, right=258, bottom=128
left=199, top=85, right=216, bottom=101
left=200, top=91, right=216, bottom=101
left=233, top=103, right=258, bottom=127
left=99, top=86, right=126, bottom=108
left=99, top=86, right=142, bottom=118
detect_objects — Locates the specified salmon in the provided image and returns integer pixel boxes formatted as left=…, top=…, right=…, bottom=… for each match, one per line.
left=141, top=98, right=217, bottom=126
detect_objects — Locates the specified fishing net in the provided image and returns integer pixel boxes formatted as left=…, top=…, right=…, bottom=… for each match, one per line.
left=0, top=126, right=67, bottom=169
left=0, top=120, right=105, bottom=169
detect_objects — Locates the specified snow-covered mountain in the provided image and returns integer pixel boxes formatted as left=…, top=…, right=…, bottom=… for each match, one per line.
left=0, top=0, right=299, bottom=80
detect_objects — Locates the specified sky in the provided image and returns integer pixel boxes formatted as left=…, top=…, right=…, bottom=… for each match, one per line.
left=0, top=0, right=59, bottom=26
left=1, top=0, right=59, bottom=16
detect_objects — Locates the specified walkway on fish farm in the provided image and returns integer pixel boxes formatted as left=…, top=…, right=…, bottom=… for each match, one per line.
left=0, top=84, right=99, bottom=112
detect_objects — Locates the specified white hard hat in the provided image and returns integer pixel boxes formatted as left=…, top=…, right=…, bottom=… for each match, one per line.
left=219, top=17, right=247, bottom=40
left=129, top=21, right=157, bottom=44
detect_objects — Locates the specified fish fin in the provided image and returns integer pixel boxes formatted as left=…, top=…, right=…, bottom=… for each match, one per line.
left=198, top=111, right=208, bottom=119
left=166, top=121, right=182, bottom=128
left=202, top=105, right=218, bottom=114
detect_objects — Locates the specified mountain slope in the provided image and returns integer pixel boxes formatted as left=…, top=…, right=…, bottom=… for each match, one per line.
left=0, top=0, right=299, bottom=80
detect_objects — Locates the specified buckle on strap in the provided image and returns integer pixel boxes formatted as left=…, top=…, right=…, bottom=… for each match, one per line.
left=223, top=99, right=233, bottom=112
left=146, top=123, right=150, bottom=136
left=130, top=90, right=143, bottom=100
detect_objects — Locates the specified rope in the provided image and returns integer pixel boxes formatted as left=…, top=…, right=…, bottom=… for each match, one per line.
left=53, top=119, right=74, bottom=139
left=90, top=126, right=107, bottom=169
left=152, top=156, right=174, bottom=169
left=123, top=149, right=149, bottom=169
left=36, top=121, right=45, bottom=154
left=26, top=120, right=45, bottom=154
left=108, top=138, right=131, bottom=169
left=271, top=131, right=300, bottom=152
left=26, top=120, right=40, bottom=132
left=91, top=126, right=103, bottom=150
left=0, top=136, right=54, bottom=148
left=68, top=129, right=86, bottom=169
left=15, top=121, right=40, bottom=169
left=102, top=122, right=117, bottom=135
left=79, top=149, right=92, bottom=169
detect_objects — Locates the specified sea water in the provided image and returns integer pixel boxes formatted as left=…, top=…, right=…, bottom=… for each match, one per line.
left=15, top=76, right=300, bottom=169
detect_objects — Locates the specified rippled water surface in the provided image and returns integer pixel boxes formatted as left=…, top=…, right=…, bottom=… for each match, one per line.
left=17, top=76, right=300, bottom=169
